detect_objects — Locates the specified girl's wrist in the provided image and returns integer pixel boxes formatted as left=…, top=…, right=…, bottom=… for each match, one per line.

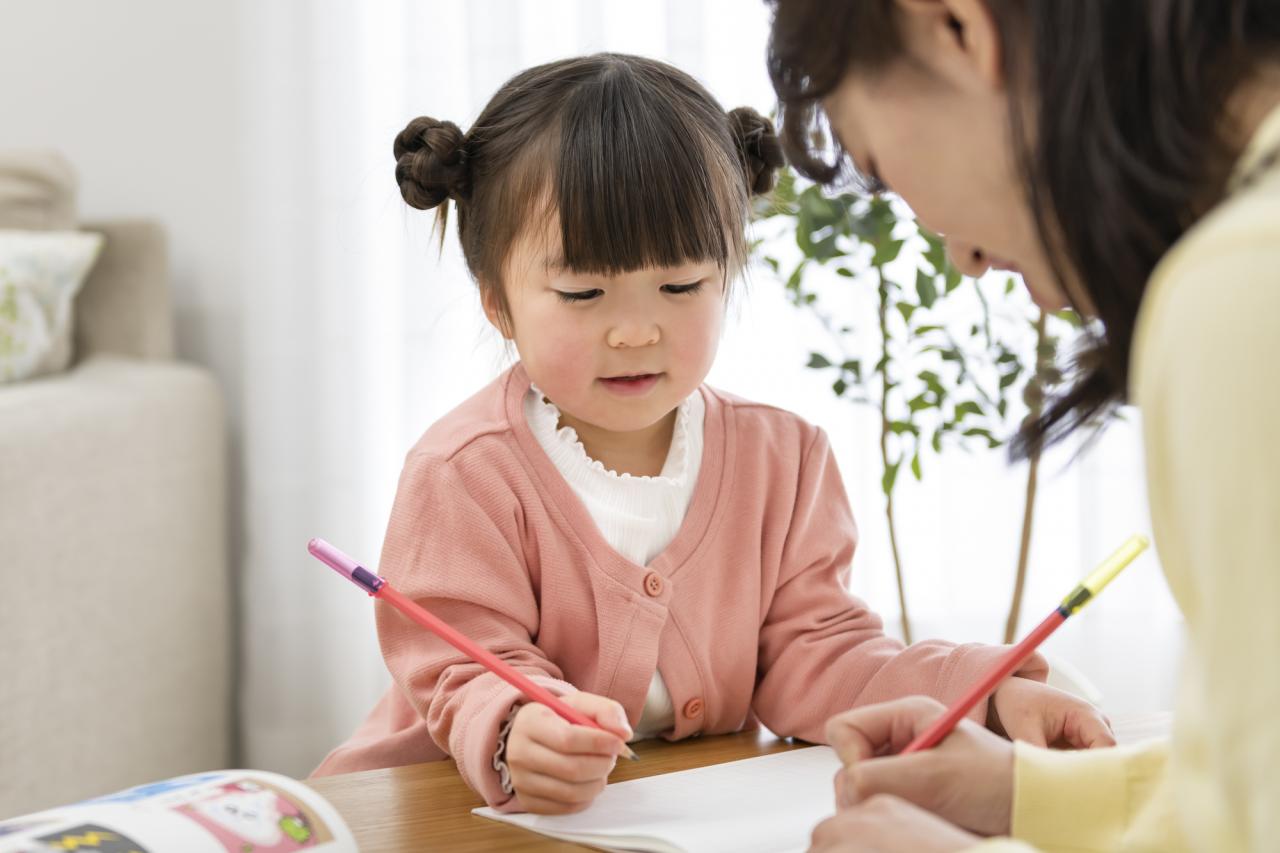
left=491, top=702, right=524, bottom=795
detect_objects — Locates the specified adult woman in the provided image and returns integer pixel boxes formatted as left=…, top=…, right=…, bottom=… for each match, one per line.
left=767, top=1, right=1280, bottom=850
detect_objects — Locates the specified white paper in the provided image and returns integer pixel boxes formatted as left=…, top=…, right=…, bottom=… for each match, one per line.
left=475, top=746, right=842, bottom=853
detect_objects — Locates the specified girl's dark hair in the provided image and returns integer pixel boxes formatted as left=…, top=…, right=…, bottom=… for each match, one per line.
left=394, top=53, right=783, bottom=329
left=767, top=0, right=1280, bottom=457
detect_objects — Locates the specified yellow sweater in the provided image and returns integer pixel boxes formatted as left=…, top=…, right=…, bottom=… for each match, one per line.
left=977, top=103, right=1280, bottom=852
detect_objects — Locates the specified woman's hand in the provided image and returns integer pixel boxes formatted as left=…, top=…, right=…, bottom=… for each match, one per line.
left=809, top=794, right=980, bottom=853
left=989, top=676, right=1115, bottom=749
left=506, top=691, right=632, bottom=814
left=826, top=696, right=1015, bottom=836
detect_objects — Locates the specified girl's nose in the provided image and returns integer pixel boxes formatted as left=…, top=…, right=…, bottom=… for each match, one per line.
left=946, top=237, right=994, bottom=278
left=606, top=321, right=660, bottom=349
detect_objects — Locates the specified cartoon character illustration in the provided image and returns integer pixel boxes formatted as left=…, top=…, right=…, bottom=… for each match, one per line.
left=176, top=780, right=323, bottom=852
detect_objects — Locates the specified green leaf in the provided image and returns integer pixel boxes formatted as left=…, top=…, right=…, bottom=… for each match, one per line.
left=833, top=377, right=849, bottom=396
left=1005, top=276, right=1017, bottom=295
left=914, top=270, right=937, bottom=308
left=907, top=393, right=932, bottom=413
left=897, top=302, right=916, bottom=324
left=882, top=461, right=901, bottom=496
left=841, top=359, right=862, bottom=382
left=807, top=352, right=832, bottom=369
left=999, top=369, right=1021, bottom=389
left=963, top=427, right=1003, bottom=449
left=872, top=238, right=905, bottom=266
left=954, top=400, right=983, bottom=419
left=785, top=262, right=807, bottom=292
left=1054, top=308, right=1083, bottom=327
left=931, top=430, right=943, bottom=453
left=921, top=230, right=948, bottom=275
left=911, top=453, right=922, bottom=481
left=836, top=267, right=855, bottom=278
left=914, top=324, right=944, bottom=335
left=945, top=266, right=962, bottom=293
left=889, top=421, right=920, bottom=435
left=763, top=256, right=780, bottom=273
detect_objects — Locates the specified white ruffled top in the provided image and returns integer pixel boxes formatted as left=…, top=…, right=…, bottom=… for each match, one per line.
left=523, top=384, right=706, bottom=738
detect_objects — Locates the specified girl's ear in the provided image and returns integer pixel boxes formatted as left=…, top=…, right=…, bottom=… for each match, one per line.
left=480, top=285, right=514, bottom=339
left=895, top=0, right=1004, bottom=91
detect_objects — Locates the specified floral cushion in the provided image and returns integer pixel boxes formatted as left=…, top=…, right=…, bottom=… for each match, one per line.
left=0, top=229, right=103, bottom=382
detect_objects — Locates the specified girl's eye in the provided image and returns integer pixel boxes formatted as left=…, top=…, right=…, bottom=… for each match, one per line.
left=662, top=281, right=704, bottom=296
left=555, top=289, right=603, bottom=303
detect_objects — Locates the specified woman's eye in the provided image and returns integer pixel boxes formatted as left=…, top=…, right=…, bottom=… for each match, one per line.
left=662, top=282, right=704, bottom=296
left=555, top=289, right=603, bottom=303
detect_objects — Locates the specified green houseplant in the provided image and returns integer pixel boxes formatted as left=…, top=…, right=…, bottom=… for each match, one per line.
left=753, top=167, right=1080, bottom=643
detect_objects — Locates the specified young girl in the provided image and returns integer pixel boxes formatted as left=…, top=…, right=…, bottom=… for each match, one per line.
left=313, top=53, right=1110, bottom=815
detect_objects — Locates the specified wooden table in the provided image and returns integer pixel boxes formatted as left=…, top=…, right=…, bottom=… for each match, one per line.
left=305, top=713, right=1172, bottom=852
left=305, top=729, right=808, bottom=852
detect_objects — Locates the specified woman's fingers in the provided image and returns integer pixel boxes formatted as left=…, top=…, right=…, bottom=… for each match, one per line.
left=1062, top=706, right=1117, bottom=749
left=825, top=696, right=948, bottom=765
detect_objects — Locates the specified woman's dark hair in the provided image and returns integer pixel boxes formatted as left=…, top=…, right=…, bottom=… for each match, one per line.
left=393, top=53, right=783, bottom=330
left=767, top=0, right=1280, bottom=457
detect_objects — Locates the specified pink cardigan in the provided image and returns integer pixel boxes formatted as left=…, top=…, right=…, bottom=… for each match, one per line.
left=314, top=364, right=1046, bottom=807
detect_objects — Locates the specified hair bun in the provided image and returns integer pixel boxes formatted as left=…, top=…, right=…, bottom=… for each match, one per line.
left=728, top=107, right=785, bottom=196
left=393, top=116, right=469, bottom=210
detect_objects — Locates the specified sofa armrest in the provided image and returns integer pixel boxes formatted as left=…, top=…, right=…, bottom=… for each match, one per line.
left=0, top=355, right=229, bottom=816
left=75, top=219, right=174, bottom=361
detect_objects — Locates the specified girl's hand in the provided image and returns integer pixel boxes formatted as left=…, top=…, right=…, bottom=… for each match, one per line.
left=809, top=794, right=980, bottom=853
left=826, top=696, right=1015, bottom=836
left=506, top=691, right=632, bottom=814
left=989, top=676, right=1115, bottom=749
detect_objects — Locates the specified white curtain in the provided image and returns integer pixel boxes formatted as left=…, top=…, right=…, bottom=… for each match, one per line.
left=235, top=0, right=1181, bottom=777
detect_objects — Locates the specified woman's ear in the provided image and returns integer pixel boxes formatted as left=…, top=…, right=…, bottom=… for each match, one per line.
left=895, top=0, right=1004, bottom=91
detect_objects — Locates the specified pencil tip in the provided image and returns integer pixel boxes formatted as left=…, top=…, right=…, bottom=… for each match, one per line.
left=624, top=747, right=639, bottom=761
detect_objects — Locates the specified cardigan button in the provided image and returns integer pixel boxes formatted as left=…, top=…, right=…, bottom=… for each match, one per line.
left=643, top=572, right=664, bottom=597
left=682, top=697, right=704, bottom=719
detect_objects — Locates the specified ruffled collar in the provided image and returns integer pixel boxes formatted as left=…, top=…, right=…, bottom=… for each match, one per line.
left=525, top=385, right=700, bottom=487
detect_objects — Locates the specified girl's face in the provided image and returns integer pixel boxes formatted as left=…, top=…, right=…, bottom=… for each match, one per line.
left=820, top=0, right=1074, bottom=311
left=489, top=213, right=726, bottom=435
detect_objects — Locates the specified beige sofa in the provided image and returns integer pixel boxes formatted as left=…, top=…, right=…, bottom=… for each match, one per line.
left=0, top=152, right=231, bottom=817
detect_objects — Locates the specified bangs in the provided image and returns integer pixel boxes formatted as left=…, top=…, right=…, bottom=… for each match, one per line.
left=551, top=61, right=749, bottom=276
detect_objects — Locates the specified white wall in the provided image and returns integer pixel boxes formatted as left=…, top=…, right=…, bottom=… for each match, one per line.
left=0, top=0, right=250, bottom=758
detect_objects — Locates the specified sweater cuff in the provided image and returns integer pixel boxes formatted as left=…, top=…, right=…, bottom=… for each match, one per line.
left=1011, top=738, right=1170, bottom=851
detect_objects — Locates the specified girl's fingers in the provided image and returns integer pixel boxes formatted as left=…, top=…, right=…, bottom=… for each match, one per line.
left=513, top=791, right=589, bottom=816
left=510, top=767, right=608, bottom=808
left=561, top=691, right=634, bottom=741
left=520, top=703, right=626, bottom=756
left=512, top=738, right=618, bottom=783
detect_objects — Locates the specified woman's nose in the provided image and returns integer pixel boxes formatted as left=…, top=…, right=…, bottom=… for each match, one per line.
left=946, top=237, right=993, bottom=278
left=606, top=321, right=660, bottom=349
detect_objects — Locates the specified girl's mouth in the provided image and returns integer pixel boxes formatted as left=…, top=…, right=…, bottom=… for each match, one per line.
left=598, top=373, right=663, bottom=396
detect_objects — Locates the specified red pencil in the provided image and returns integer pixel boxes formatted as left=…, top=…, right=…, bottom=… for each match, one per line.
left=901, top=535, right=1148, bottom=754
left=308, top=537, right=638, bottom=761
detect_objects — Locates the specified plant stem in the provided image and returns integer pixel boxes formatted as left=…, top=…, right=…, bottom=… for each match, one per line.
left=878, top=269, right=913, bottom=644
left=1004, top=310, right=1047, bottom=643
